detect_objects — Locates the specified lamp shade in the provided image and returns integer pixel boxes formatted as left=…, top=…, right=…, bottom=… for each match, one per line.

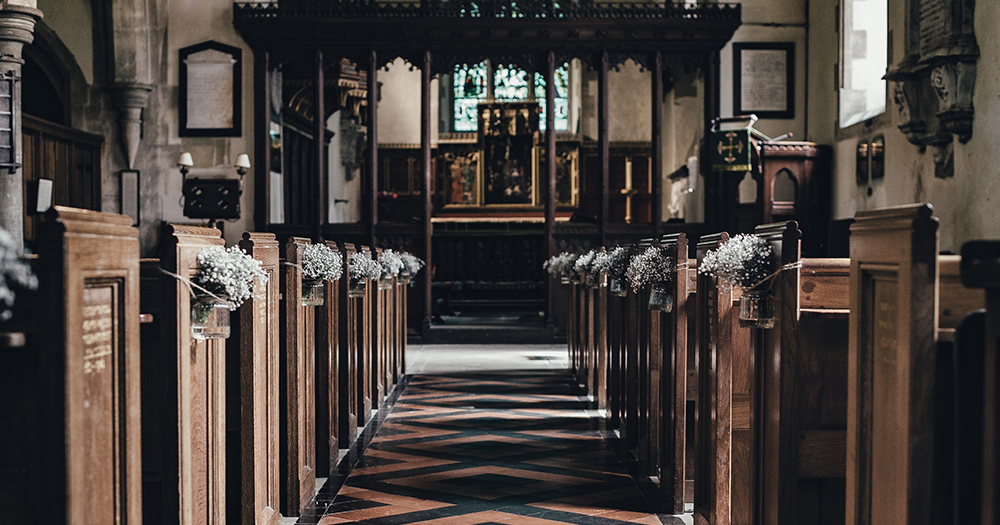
left=177, top=152, right=194, bottom=168
left=234, top=154, right=251, bottom=169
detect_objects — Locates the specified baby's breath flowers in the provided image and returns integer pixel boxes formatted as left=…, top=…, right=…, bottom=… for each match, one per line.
left=574, top=250, right=598, bottom=277
left=699, top=233, right=772, bottom=290
left=399, top=252, right=424, bottom=276
left=593, top=246, right=629, bottom=279
left=302, top=243, right=343, bottom=282
left=0, top=227, right=37, bottom=322
left=626, top=245, right=674, bottom=292
left=379, top=249, right=405, bottom=276
left=544, top=252, right=580, bottom=281
left=350, top=251, right=382, bottom=282
left=193, top=245, right=267, bottom=309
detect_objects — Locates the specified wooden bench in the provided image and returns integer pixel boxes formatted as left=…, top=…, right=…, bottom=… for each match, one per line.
left=358, top=246, right=374, bottom=425
left=606, top=247, right=628, bottom=433
left=846, top=204, right=984, bottom=525
left=637, top=238, right=662, bottom=478
left=693, top=231, right=755, bottom=525
left=0, top=207, right=141, bottom=524
left=281, top=236, right=316, bottom=516
left=338, top=243, right=360, bottom=447
left=658, top=232, right=695, bottom=513
left=230, top=232, right=282, bottom=525
left=316, top=240, right=342, bottom=476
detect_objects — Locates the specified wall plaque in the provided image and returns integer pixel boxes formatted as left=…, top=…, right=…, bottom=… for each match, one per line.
left=733, top=42, right=795, bottom=120
left=919, top=0, right=950, bottom=57
left=179, top=41, right=242, bottom=137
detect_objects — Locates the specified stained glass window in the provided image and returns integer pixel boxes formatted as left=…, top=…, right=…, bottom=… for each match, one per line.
left=453, top=62, right=570, bottom=131
left=453, top=61, right=488, bottom=132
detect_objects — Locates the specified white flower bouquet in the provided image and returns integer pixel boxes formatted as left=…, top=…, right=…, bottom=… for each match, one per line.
left=698, top=233, right=772, bottom=290
left=350, top=251, right=382, bottom=282
left=593, top=246, right=629, bottom=279
left=544, top=252, right=580, bottom=282
left=0, top=227, right=38, bottom=322
left=193, top=245, right=267, bottom=309
left=302, top=243, right=343, bottom=282
left=379, top=249, right=405, bottom=276
left=400, top=253, right=425, bottom=276
left=626, top=245, right=674, bottom=293
left=574, top=249, right=597, bottom=275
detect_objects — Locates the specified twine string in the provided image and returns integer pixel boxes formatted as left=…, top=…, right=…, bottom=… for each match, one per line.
left=159, top=268, right=232, bottom=305
left=745, top=261, right=803, bottom=292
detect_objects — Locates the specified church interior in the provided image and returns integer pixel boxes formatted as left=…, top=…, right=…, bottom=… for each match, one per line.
left=0, top=0, right=997, bottom=523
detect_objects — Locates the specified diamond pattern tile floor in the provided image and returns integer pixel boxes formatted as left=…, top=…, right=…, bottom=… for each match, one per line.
left=304, top=371, right=682, bottom=524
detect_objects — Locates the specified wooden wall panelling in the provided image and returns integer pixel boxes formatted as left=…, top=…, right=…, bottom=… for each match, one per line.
left=234, top=232, right=282, bottom=525
left=315, top=241, right=342, bottom=476
left=338, top=243, right=359, bottom=446
left=659, top=232, right=690, bottom=513
left=281, top=237, right=316, bottom=516
left=18, top=207, right=141, bottom=525
left=155, top=223, right=227, bottom=525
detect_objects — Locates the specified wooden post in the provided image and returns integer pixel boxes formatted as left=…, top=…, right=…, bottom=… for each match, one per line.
left=358, top=246, right=374, bottom=424
left=372, top=248, right=386, bottom=406
left=660, top=232, right=691, bottom=512
left=338, top=243, right=359, bottom=446
left=315, top=50, right=326, bottom=238
left=598, top=51, right=610, bottom=246
left=236, top=232, right=282, bottom=525
left=367, top=51, right=379, bottom=249
left=281, top=237, right=316, bottom=516
left=651, top=51, right=663, bottom=235
left=545, top=51, right=557, bottom=328
left=22, top=207, right=142, bottom=525
left=315, top=241, right=341, bottom=476
left=421, top=50, right=433, bottom=332
left=255, top=50, right=271, bottom=229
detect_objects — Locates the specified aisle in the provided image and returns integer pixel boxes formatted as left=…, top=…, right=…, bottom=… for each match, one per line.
left=312, top=369, right=675, bottom=524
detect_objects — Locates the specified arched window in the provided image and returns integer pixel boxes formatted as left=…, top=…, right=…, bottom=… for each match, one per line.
left=452, top=61, right=569, bottom=132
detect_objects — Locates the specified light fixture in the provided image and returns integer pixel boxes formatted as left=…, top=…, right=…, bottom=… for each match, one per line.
left=179, top=152, right=249, bottom=221
left=234, top=154, right=250, bottom=193
left=178, top=152, right=194, bottom=179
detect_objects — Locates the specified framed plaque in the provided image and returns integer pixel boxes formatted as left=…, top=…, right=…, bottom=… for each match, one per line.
left=733, top=42, right=794, bottom=119
left=179, top=41, right=242, bottom=137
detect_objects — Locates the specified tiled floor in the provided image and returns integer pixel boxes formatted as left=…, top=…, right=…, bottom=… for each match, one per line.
left=298, top=346, right=686, bottom=525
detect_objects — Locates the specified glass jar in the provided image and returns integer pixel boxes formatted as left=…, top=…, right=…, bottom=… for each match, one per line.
left=648, top=283, right=674, bottom=312
left=301, top=278, right=325, bottom=306
left=739, top=289, right=775, bottom=329
left=378, top=271, right=394, bottom=290
left=191, top=295, right=231, bottom=340
left=398, top=270, right=411, bottom=285
left=599, top=273, right=609, bottom=288
left=349, top=278, right=367, bottom=298
left=609, top=277, right=628, bottom=297
left=560, top=275, right=571, bottom=284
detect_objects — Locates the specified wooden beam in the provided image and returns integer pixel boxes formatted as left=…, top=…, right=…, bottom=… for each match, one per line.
left=545, top=50, right=556, bottom=328
left=598, top=51, right=609, bottom=246
left=421, top=50, right=433, bottom=332
left=316, top=49, right=326, bottom=239
left=651, top=50, right=662, bottom=235
left=367, top=49, right=379, bottom=248
left=255, top=50, right=271, bottom=229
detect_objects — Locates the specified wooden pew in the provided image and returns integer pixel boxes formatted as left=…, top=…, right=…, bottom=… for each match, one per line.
left=594, top=264, right=609, bottom=411
left=358, top=245, right=374, bottom=425
left=229, top=232, right=282, bottom=525
left=658, top=232, right=694, bottom=513
left=372, top=248, right=386, bottom=408
left=338, top=243, right=359, bottom=447
left=846, top=204, right=984, bottom=525
left=957, top=240, right=999, bottom=525
left=622, top=243, right=643, bottom=450
left=607, top=252, right=626, bottom=432
left=750, top=221, right=849, bottom=525
left=281, top=237, right=316, bottom=516
left=693, top=231, right=756, bottom=525
left=0, top=207, right=141, bottom=524
left=143, top=223, right=227, bottom=524
left=316, top=240, right=342, bottom=476
left=637, top=238, right=662, bottom=477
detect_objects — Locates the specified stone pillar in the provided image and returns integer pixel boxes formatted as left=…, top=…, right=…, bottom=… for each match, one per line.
left=0, top=2, right=40, bottom=253
left=109, top=82, right=154, bottom=169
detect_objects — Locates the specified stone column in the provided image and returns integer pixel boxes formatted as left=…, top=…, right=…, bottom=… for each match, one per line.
left=0, top=2, right=41, bottom=253
left=109, top=82, right=154, bottom=169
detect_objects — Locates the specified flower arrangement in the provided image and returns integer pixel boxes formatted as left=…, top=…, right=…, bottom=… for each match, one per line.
left=574, top=249, right=598, bottom=275
left=593, top=247, right=629, bottom=279
left=350, top=251, right=382, bottom=282
left=379, top=249, right=405, bottom=276
left=0, top=227, right=38, bottom=322
left=193, top=245, right=267, bottom=309
left=399, top=252, right=424, bottom=276
left=699, top=234, right=772, bottom=290
left=626, top=245, right=674, bottom=292
left=302, top=243, right=343, bottom=282
left=544, top=252, right=580, bottom=281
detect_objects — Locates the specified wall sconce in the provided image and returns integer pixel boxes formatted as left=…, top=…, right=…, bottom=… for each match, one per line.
left=180, top=152, right=249, bottom=221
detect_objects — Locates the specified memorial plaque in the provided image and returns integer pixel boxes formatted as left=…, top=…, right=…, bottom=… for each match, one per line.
left=179, top=41, right=242, bottom=137
left=733, top=42, right=795, bottom=119
left=919, top=0, right=950, bottom=57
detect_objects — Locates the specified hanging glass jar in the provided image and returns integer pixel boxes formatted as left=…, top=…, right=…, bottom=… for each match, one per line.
left=191, top=294, right=231, bottom=340
left=301, top=279, right=325, bottom=306
left=379, top=271, right=394, bottom=290
left=599, top=273, right=609, bottom=288
left=739, top=289, right=775, bottom=329
left=648, top=283, right=674, bottom=312
left=398, top=270, right=411, bottom=285
left=560, top=274, right=571, bottom=284
left=349, top=278, right=367, bottom=298
left=609, top=277, right=628, bottom=297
